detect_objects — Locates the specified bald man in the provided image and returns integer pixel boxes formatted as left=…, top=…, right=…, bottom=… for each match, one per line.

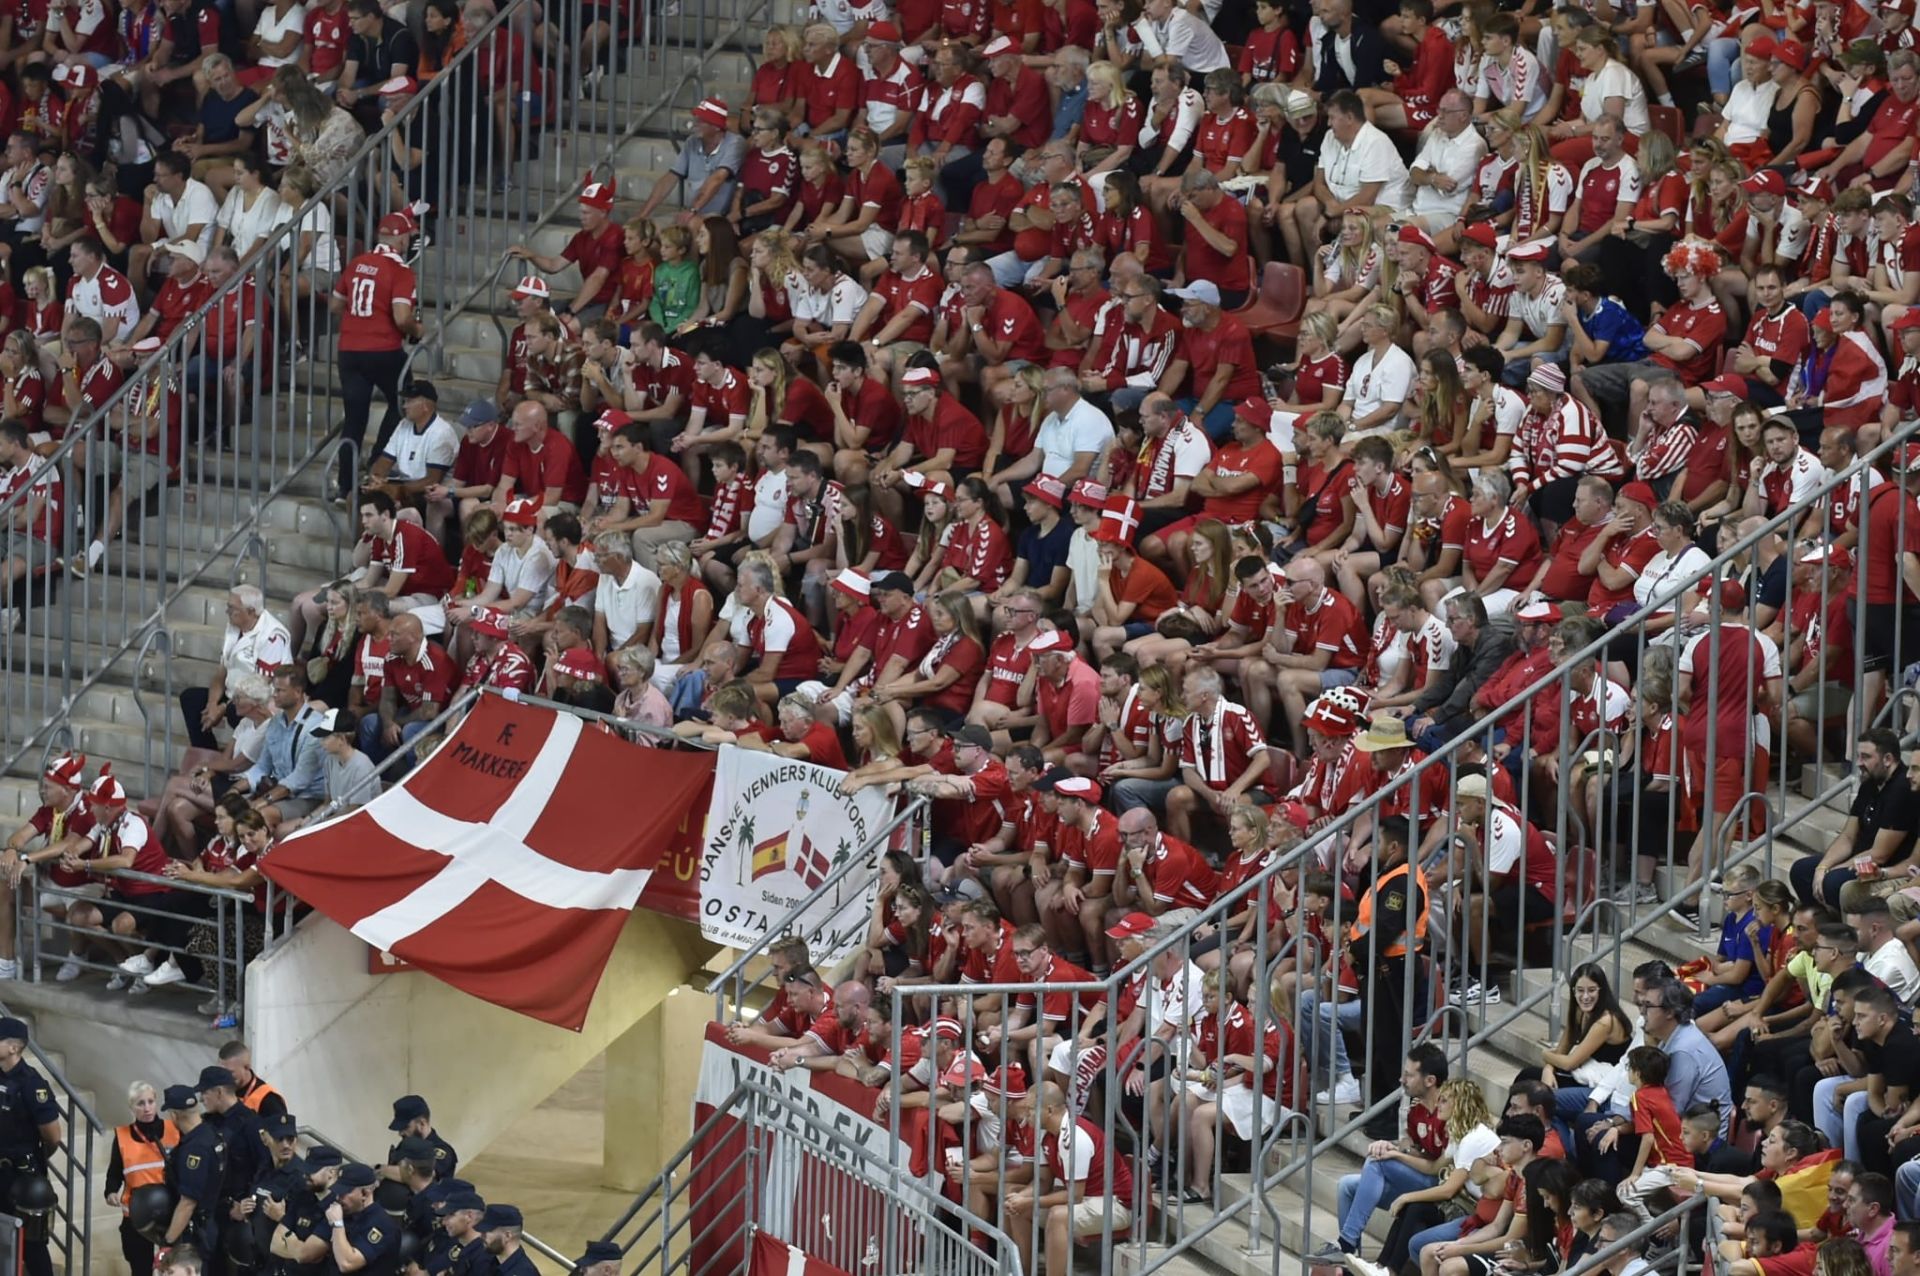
left=768, top=976, right=872, bottom=1073
left=361, top=612, right=456, bottom=763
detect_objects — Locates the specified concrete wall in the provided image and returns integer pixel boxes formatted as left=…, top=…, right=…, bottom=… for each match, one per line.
left=245, top=912, right=718, bottom=1165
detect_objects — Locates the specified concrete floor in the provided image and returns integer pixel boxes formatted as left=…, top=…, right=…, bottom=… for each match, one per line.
left=460, top=1053, right=640, bottom=1273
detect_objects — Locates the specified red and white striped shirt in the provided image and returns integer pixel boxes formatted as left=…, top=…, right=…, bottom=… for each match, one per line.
left=1511, top=393, right=1622, bottom=492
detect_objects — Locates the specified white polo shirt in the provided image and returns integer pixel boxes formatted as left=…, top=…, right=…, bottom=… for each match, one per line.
left=594, top=560, right=663, bottom=650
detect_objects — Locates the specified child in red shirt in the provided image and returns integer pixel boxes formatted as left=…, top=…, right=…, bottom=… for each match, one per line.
left=1617, top=1046, right=1714, bottom=1224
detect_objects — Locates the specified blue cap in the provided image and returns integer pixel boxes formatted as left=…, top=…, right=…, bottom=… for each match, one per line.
left=480, top=1204, right=523, bottom=1232
left=332, top=1163, right=377, bottom=1197
left=162, top=1086, right=197, bottom=1111
left=304, top=1145, right=344, bottom=1169
left=388, top=1095, right=429, bottom=1131
left=442, top=1191, right=486, bottom=1214
left=0, top=1017, right=28, bottom=1042
left=575, top=1241, right=622, bottom=1269
left=196, top=1065, right=236, bottom=1093
left=262, top=1112, right=297, bottom=1139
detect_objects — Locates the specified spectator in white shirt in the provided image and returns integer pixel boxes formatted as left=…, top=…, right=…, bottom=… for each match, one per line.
left=592, top=541, right=662, bottom=655
left=1400, top=91, right=1487, bottom=235
left=1139, top=0, right=1229, bottom=73
left=986, top=368, right=1115, bottom=507
left=1292, top=90, right=1409, bottom=260
left=1340, top=304, right=1416, bottom=437
left=133, top=151, right=220, bottom=301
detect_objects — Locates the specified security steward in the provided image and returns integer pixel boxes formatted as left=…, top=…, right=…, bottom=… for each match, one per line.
left=264, top=1146, right=343, bottom=1270
left=479, top=1204, right=538, bottom=1276
left=324, top=1162, right=402, bottom=1276
left=196, top=1062, right=266, bottom=1267
left=0, top=1016, right=63, bottom=1276
left=219, top=1044, right=288, bottom=1120
left=384, top=1097, right=457, bottom=1182
left=575, top=1239, right=623, bottom=1276
left=160, top=1084, right=227, bottom=1261
left=107, top=1080, right=178, bottom=1276
left=1343, top=814, right=1429, bottom=1140
left=422, top=1190, right=488, bottom=1276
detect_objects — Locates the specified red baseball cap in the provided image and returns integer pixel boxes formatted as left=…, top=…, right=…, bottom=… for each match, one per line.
left=1701, top=373, right=1747, bottom=397
left=1771, top=38, right=1808, bottom=71
left=1233, top=397, right=1273, bottom=429
left=1617, top=481, right=1659, bottom=510
left=1105, top=911, right=1157, bottom=939
left=377, top=212, right=413, bottom=236
left=1739, top=170, right=1785, bottom=198
left=1052, top=776, right=1102, bottom=803
left=1461, top=223, right=1499, bottom=250
left=579, top=179, right=617, bottom=211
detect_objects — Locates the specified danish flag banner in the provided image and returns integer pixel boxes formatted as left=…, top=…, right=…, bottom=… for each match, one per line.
left=700, top=747, right=894, bottom=966
left=749, top=1234, right=854, bottom=1276
left=263, top=698, right=717, bottom=1030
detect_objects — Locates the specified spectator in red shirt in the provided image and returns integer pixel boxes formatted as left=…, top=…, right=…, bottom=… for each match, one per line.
left=1175, top=168, right=1253, bottom=307
left=1160, top=280, right=1261, bottom=440
left=792, top=22, right=861, bottom=145
left=364, top=612, right=452, bottom=762
left=510, top=179, right=623, bottom=318
left=492, top=400, right=587, bottom=518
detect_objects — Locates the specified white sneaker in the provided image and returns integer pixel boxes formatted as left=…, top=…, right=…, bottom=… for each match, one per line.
left=143, top=958, right=185, bottom=988
left=127, top=980, right=150, bottom=997
left=1315, top=1074, right=1363, bottom=1106
left=105, top=973, right=128, bottom=991
left=0, top=959, right=19, bottom=979
left=117, top=953, right=154, bottom=976
left=53, top=960, right=81, bottom=982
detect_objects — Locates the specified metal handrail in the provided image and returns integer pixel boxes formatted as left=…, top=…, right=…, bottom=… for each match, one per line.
left=422, top=0, right=771, bottom=351
left=130, top=627, right=175, bottom=798
left=294, top=1124, right=573, bottom=1267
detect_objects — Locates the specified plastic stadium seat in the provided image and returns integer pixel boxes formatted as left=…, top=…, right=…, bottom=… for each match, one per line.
left=1233, top=262, right=1307, bottom=347
left=1649, top=105, right=1684, bottom=146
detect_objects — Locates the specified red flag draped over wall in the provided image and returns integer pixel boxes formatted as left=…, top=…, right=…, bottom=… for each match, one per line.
left=262, top=698, right=716, bottom=1030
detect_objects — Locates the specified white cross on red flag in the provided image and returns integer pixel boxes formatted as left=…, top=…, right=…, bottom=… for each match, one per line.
left=263, top=697, right=717, bottom=1029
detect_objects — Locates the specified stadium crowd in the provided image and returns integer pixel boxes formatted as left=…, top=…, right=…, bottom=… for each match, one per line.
left=14, top=0, right=1920, bottom=1268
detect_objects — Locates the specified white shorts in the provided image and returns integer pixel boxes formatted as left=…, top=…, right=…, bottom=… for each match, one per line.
left=860, top=224, right=896, bottom=262
left=794, top=679, right=855, bottom=726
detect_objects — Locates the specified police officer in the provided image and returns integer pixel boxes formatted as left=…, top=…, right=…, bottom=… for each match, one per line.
left=574, top=1240, right=622, bottom=1276
left=324, top=1163, right=401, bottom=1276
left=479, top=1205, right=537, bottom=1276
left=161, top=1084, right=227, bottom=1261
left=0, top=1017, right=62, bottom=1276
left=384, top=1097, right=456, bottom=1182
left=1344, top=814, right=1430, bottom=1140
left=382, top=1137, right=438, bottom=1242
left=243, top=1114, right=307, bottom=1272
left=264, top=1146, right=342, bottom=1271
left=421, top=1190, right=487, bottom=1276
left=197, top=1062, right=265, bottom=1262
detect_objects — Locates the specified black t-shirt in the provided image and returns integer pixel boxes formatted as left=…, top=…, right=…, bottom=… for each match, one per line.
left=1849, top=771, right=1920, bottom=863
left=1861, top=1023, right=1920, bottom=1094
left=351, top=17, right=419, bottom=86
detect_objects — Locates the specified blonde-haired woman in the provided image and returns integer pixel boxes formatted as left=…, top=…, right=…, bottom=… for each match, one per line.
left=1079, top=61, right=1144, bottom=174
left=1324, top=1076, right=1499, bottom=1265
left=746, top=26, right=802, bottom=130
left=108, top=1078, right=177, bottom=1274
left=1507, top=123, right=1573, bottom=246
left=1303, top=208, right=1385, bottom=328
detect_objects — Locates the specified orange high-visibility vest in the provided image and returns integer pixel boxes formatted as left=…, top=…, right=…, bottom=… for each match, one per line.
left=115, top=1121, right=179, bottom=1213
left=1347, top=860, right=1429, bottom=959
left=238, top=1077, right=282, bottom=1114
